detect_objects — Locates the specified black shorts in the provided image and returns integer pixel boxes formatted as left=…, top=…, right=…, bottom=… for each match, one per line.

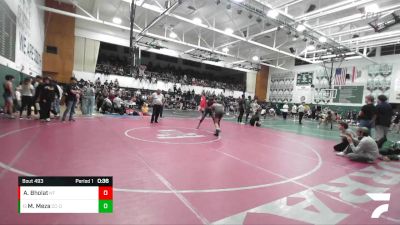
left=214, top=112, right=223, bottom=119
left=204, top=108, right=212, bottom=117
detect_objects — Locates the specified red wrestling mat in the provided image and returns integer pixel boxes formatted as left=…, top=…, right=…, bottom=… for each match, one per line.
left=0, top=117, right=399, bottom=224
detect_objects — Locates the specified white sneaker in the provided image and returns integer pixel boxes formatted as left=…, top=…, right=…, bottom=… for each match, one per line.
left=336, top=152, right=345, bottom=156
left=46, top=118, right=51, bottom=122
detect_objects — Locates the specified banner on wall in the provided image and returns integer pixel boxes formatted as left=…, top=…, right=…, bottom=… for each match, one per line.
left=296, top=72, right=313, bottom=85
left=269, top=72, right=295, bottom=103
left=366, top=64, right=392, bottom=99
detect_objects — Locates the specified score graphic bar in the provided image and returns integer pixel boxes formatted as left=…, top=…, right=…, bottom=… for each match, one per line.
left=18, top=177, right=113, bottom=213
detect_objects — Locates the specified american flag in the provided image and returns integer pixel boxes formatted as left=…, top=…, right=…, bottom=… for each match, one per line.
left=334, top=68, right=347, bottom=85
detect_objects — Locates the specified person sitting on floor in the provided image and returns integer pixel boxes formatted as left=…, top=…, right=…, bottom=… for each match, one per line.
left=334, top=122, right=357, bottom=152
left=141, top=102, right=150, bottom=116
left=337, top=127, right=379, bottom=163
left=101, top=97, right=112, bottom=113
left=250, top=108, right=262, bottom=127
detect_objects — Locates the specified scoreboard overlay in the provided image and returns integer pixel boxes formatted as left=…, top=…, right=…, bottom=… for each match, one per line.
left=18, top=177, right=113, bottom=213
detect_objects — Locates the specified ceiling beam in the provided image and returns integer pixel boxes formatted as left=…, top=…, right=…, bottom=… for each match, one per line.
left=314, top=3, right=400, bottom=30
left=132, top=0, right=316, bottom=64
left=136, top=1, right=180, bottom=42
left=70, top=0, right=95, bottom=19
left=38, top=5, right=289, bottom=71
left=295, top=0, right=375, bottom=21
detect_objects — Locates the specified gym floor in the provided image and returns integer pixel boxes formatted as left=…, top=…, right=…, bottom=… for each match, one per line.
left=1, top=111, right=400, bottom=224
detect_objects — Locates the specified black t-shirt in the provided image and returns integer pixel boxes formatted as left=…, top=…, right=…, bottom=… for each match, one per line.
left=40, top=83, right=57, bottom=101
left=375, top=102, right=392, bottom=127
left=238, top=99, right=244, bottom=110
left=65, top=84, right=79, bottom=102
left=359, top=103, right=376, bottom=120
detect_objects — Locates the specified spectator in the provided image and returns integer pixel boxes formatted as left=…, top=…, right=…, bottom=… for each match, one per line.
left=358, top=95, right=376, bottom=134
left=62, top=77, right=80, bottom=122
left=19, top=77, right=35, bottom=119
left=338, top=127, right=379, bottom=163
left=334, top=122, right=357, bottom=152
left=3, top=75, right=15, bottom=118
left=38, top=77, right=58, bottom=122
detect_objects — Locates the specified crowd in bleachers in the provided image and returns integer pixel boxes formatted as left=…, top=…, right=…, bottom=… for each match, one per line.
left=95, top=57, right=245, bottom=91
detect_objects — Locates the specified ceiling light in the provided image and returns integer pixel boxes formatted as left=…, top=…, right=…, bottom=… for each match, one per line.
left=252, top=56, right=259, bottom=61
left=267, top=9, right=279, bottom=19
left=193, top=17, right=202, bottom=24
left=225, top=28, right=234, bottom=34
left=319, top=36, right=327, bottom=43
left=112, top=17, right=122, bottom=24
left=233, top=0, right=245, bottom=2
left=365, top=3, right=379, bottom=13
left=296, top=24, right=306, bottom=32
left=222, top=47, right=229, bottom=53
left=169, top=32, right=177, bottom=38
left=307, top=45, right=316, bottom=51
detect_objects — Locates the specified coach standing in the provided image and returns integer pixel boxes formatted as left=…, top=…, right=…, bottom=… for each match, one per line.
left=375, top=95, right=392, bottom=142
left=150, top=89, right=164, bottom=123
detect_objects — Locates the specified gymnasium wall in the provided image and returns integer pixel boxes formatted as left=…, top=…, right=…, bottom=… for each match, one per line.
left=0, top=0, right=44, bottom=76
left=268, top=51, right=400, bottom=106
left=42, top=0, right=75, bottom=83
left=73, top=37, right=100, bottom=73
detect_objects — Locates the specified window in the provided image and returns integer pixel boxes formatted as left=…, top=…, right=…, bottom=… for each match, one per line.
left=46, top=46, right=58, bottom=54
left=358, top=48, right=376, bottom=57
left=380, top=44, right=400, bottom=56
left=295, top=58, right=311, bottom=66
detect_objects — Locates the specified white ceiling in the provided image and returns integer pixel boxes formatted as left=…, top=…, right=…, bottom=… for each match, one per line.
left=45, top=0, right=400, bottom=71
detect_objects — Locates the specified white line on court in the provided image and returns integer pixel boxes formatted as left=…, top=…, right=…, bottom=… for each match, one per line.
left=124, top=127, right=221, bottom=144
